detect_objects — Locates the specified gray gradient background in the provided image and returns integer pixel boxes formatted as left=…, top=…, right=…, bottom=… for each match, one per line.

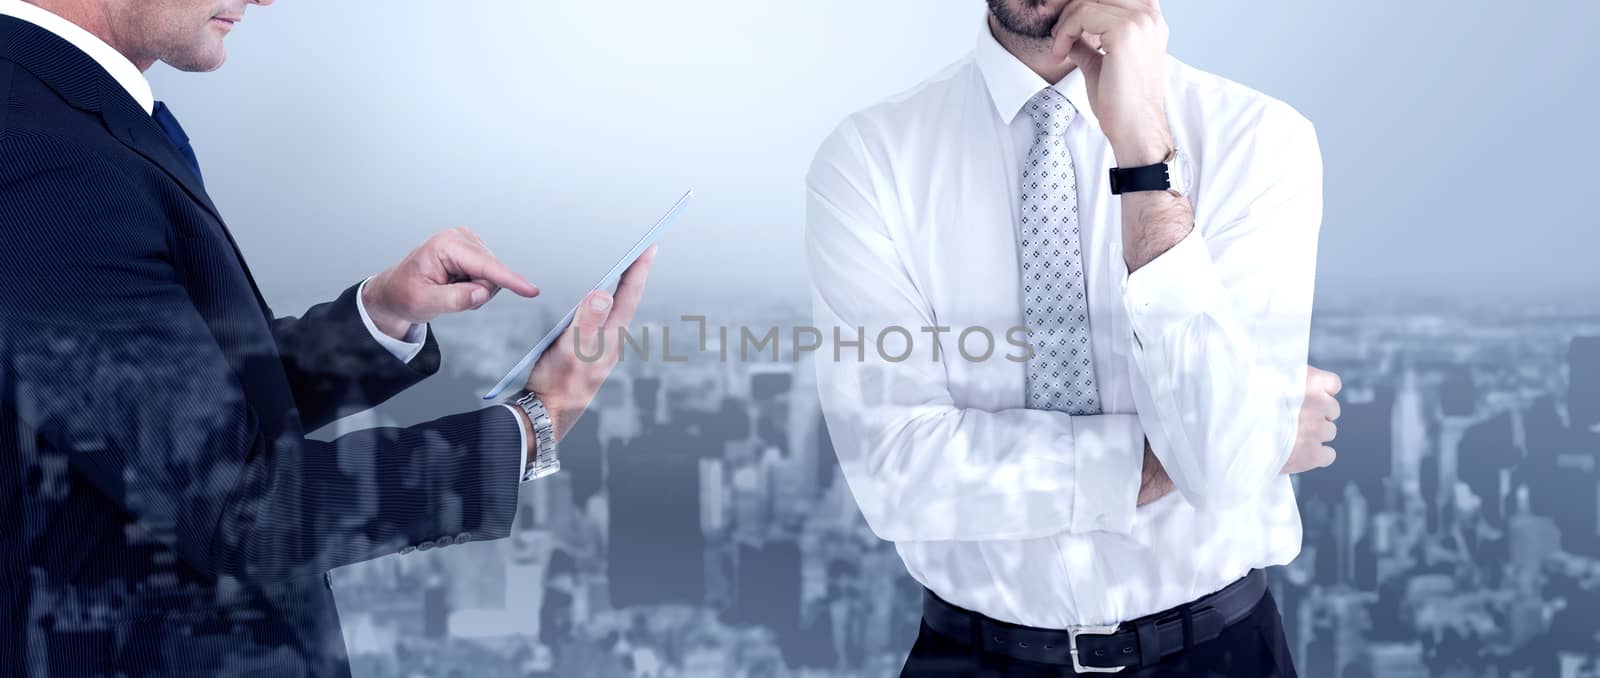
left=147, top=0, right=1600, bottom=322
left=127, top=2, right=1600, bottom=675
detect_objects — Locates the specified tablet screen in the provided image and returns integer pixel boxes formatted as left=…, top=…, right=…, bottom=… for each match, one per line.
left=482, top=190, right=693, bottom=400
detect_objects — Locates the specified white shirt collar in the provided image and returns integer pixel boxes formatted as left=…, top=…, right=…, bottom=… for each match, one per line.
left=973, top=17, right=1095, bottom=128
left=0, top=0, right=155, bottom=114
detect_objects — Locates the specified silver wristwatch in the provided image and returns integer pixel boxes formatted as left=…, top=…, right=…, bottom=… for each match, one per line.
left=512, top=390, right=559, bottom=482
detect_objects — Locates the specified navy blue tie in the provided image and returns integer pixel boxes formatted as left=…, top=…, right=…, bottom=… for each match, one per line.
left=151, top=101, right=204, bottom=185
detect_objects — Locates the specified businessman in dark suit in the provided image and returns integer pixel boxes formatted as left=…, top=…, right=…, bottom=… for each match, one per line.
left=0, top=0, right=654, bottom=675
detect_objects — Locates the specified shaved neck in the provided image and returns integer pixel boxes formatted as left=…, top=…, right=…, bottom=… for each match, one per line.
left=23, top=0, right=154, bottom=70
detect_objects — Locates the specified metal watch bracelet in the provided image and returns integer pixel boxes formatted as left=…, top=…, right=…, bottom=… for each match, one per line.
left=512, top=390, right=559, bottom=482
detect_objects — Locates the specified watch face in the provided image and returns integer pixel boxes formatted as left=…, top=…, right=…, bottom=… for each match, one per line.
left=1170, top=149, right=1194, bottom=197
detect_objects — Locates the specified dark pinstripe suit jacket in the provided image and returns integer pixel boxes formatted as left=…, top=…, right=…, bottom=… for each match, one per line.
left=0, top=15, right=523, bottom=677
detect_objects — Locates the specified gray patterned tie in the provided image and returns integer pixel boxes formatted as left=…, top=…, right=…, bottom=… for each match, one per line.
left=1020, top=88, right=1100, bottom=415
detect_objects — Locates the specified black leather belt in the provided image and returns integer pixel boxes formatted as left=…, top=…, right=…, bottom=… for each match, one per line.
left=920, top=569, right=1267, bottom=673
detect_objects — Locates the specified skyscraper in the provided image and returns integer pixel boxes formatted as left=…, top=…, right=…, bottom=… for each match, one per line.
left=607, top=415, right=708, bottom=607
left=1568, top=336, right=1600, bottom=429
left=1392, top=366, right=1429, bottom=497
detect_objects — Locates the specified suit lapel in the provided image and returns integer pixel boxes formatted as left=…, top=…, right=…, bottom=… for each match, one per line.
left=100, top=96, right=225, bottom=225
left=0, top=15, right=273, bottom=318
left=97, top=96, right=272, bottom=316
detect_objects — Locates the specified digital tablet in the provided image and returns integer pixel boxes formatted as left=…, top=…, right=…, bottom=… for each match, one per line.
left=482, top=190, right=693, bottom=400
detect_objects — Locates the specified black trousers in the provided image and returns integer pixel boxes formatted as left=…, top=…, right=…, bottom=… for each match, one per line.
left=901, top=589, right=1298, bottom=677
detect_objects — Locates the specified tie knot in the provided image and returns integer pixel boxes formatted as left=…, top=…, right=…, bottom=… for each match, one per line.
left=1025, top=88, right=1076, bottom=137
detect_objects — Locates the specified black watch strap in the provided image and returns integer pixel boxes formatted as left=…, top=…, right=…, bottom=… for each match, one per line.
left=1108, top=163, right=1171, bottom=195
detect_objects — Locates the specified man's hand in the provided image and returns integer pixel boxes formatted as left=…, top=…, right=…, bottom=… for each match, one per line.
left=1283, top=366, right=1341, bottom=474
left=362, top=227, right=541, bottom=340
left=525, top=246, right=657, bottom=441
left=1050, top=0, right=1172, bottom=167
left=1137, top=439, right=1174, bottom=506
left=1136, top=365, right=1344, bottom=506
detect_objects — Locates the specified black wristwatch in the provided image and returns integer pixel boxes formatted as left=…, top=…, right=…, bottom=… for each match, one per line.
left=1108, top=148, right=1192, bottom=197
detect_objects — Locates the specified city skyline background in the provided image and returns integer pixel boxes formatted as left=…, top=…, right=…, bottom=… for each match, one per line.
left=117, top=1, right=1600, bottom=676
left=314, top=299, right=1600, bottom=677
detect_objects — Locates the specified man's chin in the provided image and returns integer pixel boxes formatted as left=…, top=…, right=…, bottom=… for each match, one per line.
left=163, top=48, right=228, bottom=73
left=991, top=9, right=1061, bottom=41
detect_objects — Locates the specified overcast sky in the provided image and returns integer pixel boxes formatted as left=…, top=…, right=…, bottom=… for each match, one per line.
left=149, top=0, right=1600, bottom=319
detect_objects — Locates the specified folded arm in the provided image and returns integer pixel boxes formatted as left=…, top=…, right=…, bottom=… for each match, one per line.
left=805, top=119, right=1147, bottom=543
left=1117, top=106, right=1324, bottom=511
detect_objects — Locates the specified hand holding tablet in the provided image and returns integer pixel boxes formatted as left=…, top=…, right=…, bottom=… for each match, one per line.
left=483, top=190, right=692, bottom=401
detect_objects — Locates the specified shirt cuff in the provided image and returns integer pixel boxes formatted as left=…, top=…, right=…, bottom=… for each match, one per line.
left=1069, top=413, right=1147, bottom=535
left=502, top=404, right=532, bottom=483
left=1118, top=227, right=1227, bottom=351
left=356, top=277, right=428, bottom=363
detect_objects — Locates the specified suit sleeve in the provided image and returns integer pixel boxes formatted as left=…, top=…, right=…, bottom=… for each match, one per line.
left=270, top=284, right=442, bottom=432
left=0, top=131, right=522, bottom=583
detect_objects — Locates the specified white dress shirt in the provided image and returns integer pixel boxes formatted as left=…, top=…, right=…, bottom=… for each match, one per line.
left=806, top=23, right=1322, bottom=629
left=0, top=1, right=549, bottom=473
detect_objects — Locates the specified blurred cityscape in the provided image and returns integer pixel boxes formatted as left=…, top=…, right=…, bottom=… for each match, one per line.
left=323, top=291, right=1598, bottom=678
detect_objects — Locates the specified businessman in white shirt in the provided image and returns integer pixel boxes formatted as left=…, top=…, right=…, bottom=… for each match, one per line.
left=806, top=1, right=1341, bottom=675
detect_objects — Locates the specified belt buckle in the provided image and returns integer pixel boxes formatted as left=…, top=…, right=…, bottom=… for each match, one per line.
left=1068, top=623, right=1125, bottom=673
